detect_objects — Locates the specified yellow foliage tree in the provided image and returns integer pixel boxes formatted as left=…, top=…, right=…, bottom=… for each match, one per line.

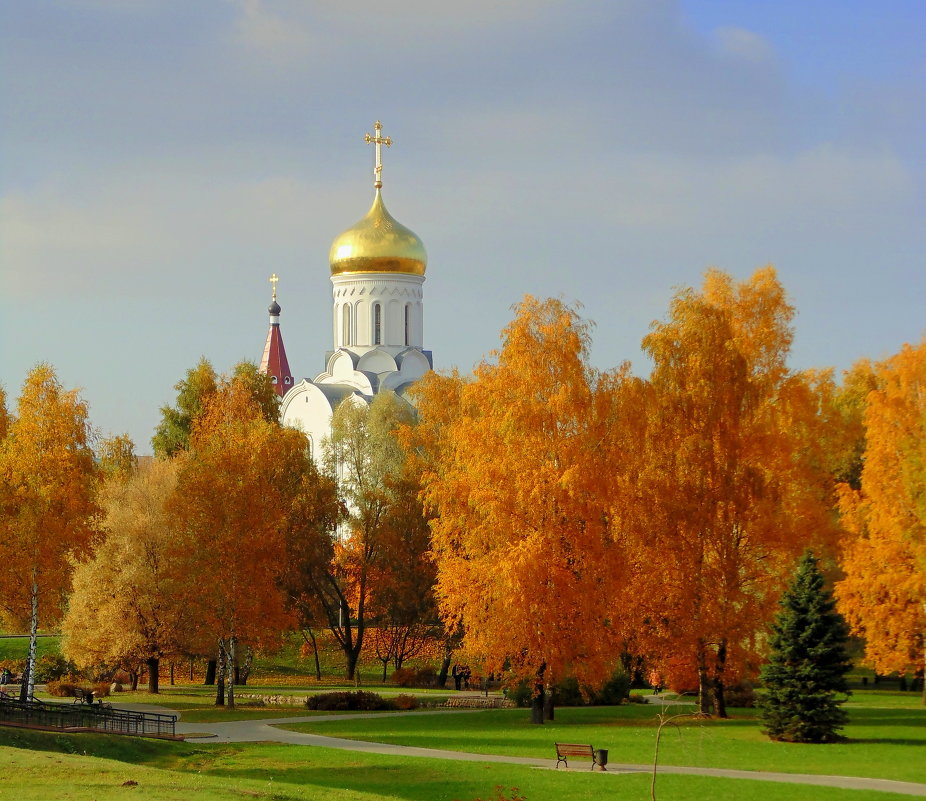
left=0, top=365, right=99, bottom=699
left=837, top=338, right=926, bottom=697
left=61, top=457, right=194, bottom=693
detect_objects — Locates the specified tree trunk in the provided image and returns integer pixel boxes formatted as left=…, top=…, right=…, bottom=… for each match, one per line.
left=712, top=639, right=728, bottom=719
left=22, top=572, right=39, bottom=702
left=240, top=646, right=253, bottom=686
left=543, top=686, right=555, bottom=721
left=129, top=669, right=139, bottom=692
left=169, top=662, right=175, bottom=686
left=146, top=657, right=159, bottom=694
left=204, top=659, right=216, bottom=686
left=437, top=649, right=452, bottom=689
left=233, top=661, right=240, bottom=686
left=226, top=636, right=236, bottom=709
left=530, top=664, right=546, bottom=725
left=346, top=648, right=360, bottom=682
left=215, top=642, right=225, bottom=706
left=696, top=644, right=712, bottom=716
left=301, top=629, right=323, bottom=681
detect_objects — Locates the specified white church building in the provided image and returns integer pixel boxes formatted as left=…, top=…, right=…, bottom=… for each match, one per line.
left=259, top=122, right=432, bottom=459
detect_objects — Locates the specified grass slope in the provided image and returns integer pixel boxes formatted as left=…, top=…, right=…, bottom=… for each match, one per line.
left=0, top=727, right=912, bottom=801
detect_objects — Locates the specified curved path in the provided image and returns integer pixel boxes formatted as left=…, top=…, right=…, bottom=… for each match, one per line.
left=113, top=707, right=926, bottom=797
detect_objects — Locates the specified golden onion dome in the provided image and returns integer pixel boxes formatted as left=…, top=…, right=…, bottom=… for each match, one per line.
left=329, top=189, right=427, bottom=276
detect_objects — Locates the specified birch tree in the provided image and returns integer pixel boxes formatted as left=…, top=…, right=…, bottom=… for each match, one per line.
left=415, top=297, right=622, bottom=722
left=61, top=458, right=193, bottom=693
left=837, top=337, right=926, bottom=699
left=631, top=268, right=838, bottom=716
left=0, top=365, right=98, bottom=700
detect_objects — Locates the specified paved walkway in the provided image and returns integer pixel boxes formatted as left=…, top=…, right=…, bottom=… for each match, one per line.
left=149, top=707, right=926, bottom=797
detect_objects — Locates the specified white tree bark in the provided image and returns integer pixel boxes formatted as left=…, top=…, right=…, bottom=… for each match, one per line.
left=26, top=567, right=38, bottom=700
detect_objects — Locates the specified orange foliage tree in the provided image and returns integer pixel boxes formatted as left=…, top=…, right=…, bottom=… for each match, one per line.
left=628, top=268, right=839, bottom=716
left=169, top=374, right=309, bottom=707
left=836, top=338, right=926, bottom=697
left=414, top=297, right=623, bottom=722
left=0, top=365, right=99, bottom=700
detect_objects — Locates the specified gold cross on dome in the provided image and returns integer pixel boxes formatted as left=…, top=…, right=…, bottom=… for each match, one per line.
left=269, top=273, right=279, bottom=301
left=364, top=120, right=392, bottom=189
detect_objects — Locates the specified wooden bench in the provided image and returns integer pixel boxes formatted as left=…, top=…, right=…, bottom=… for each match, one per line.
left=72, top=688, right=95, bottom=705
left=554, top=742, right=599, bottom=770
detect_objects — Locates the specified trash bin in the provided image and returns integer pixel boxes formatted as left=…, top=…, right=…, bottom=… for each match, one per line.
left=594, top=749, right=608, bottom=771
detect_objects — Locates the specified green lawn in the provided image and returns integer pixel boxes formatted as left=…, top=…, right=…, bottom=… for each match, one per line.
left=0, top=635, right=61, bottom=664
left=0, top=727, right=912, bottom=801
left=1, top=638, right=923, bottom=799
left=279, top=693, right=926, bottom=784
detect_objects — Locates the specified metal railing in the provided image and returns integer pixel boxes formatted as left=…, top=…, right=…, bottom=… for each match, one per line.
left=0, top=696, right=176, bottom=737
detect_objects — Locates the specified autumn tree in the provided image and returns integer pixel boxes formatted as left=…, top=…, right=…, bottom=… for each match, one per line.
left=231, top=361, right=281, bottom=424
left=152, top=357, right=218, bottom=458
left=415, top=297, right=621, bottom=723
left=0, top=365, right=99, bottom=700
left=153, top=359, right=280, bottom=459
left=761, top=551, right=852, bottom=742
left=629, top=268, right=838, bottom=716
left=97, top=433, right=138, bottom=481
left=836, top=338, right=926, bottom=699
left=311, top=392, right=418, bottom=680
left=368, top=469, right=439, bottom=679
left=168, top=373, right=309, bottom=707
left=61, top=457, right=193, bottom=693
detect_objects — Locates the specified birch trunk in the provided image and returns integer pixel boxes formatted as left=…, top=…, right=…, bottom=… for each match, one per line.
left=24, top=570, right=39, bottom=701
left=215, top=640, right=225, bottom=706
left=226, top=636, right=236, bottom=709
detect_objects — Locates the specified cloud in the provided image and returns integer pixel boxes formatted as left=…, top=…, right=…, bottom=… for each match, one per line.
left=230, top=0, right=318, bottom=59
left=713, top=25, right=776, bottom=63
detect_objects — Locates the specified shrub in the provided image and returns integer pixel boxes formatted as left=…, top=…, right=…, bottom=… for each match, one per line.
left=507, top=680, right=532, bottom=708
left=92, top=682, right=111, bottom=699
left=33, top=655, right=78, bottom=683
left=46, top=681, right=80, bottom=698
left=592, top=668, right=631, bottom=705
left=414, top=666, right=437, bottom=687
left=553, top=676, right=585, bottom=707
left=305, top=691, right=391, bottom=711
left=0, top=659, right=26, bottom=675
left=724, top=681, right=755, bottom=708
left=390, top=668, right=416, bottom=687
left=393, top=693, right=419, bottom=710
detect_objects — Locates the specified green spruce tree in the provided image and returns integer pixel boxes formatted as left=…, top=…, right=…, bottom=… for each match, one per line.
left=760, top=550, right=852, bottom=743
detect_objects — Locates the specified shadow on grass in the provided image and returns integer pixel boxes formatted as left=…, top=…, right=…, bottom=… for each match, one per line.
left=849, top=738, right=926, bottom=746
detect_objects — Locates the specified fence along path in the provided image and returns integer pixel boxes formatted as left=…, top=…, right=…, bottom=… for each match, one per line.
left=0, top=695, right=177, bottom=737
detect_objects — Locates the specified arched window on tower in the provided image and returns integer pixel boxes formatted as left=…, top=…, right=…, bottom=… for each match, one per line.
left=404, top=304, right=410, bottom=346
left=373, top=303, right=382, bottom=345
left=342, top=304, right=351, bottom=346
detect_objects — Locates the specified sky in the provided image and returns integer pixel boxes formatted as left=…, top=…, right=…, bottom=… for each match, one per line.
left=1, top=0, right=924, bottom=453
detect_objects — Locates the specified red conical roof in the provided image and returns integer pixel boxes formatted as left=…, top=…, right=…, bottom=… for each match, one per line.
left=259, top=278, right=294, bottom=397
